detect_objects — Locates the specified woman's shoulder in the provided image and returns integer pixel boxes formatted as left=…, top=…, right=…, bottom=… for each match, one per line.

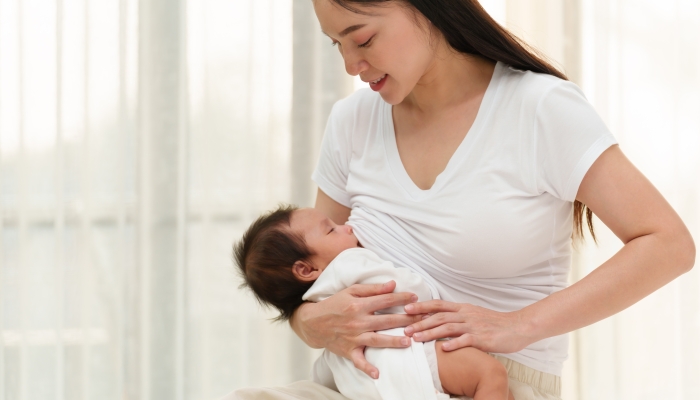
left=500, top=64, right=584, bottom=105
left=329, top=88, right=384, bottom=121
left=494, top=63, right=590, bottom=115
left=323, top=88, right=386, bottom=146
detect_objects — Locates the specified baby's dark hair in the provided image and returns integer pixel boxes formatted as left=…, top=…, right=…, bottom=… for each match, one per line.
left=233, top=204, right=314, bottom=321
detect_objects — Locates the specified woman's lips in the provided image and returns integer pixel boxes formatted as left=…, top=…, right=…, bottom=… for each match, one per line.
left=369, top=74, right=388, bottom=91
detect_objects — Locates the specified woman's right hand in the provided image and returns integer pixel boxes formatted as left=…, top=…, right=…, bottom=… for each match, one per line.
left=291, top=280, right=423, bottom=379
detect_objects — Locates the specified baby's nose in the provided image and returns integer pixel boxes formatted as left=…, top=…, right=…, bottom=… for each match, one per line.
left=344, top=225, right=353, bottom=234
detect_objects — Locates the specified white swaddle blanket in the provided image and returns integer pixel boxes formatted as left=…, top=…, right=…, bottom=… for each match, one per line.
left=302, top=248, right=451, bottom=400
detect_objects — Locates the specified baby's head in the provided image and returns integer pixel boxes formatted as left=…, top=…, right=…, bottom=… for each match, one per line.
left=234, top=204, right=359, bottom=321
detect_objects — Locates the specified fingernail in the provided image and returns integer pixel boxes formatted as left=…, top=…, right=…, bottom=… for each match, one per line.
left=411, top=295, right=418, bottom=302
left=405, top=304, right=414, bottom=312
left=442, top=343, right=450, bottom=351
left=413, top=332, right=422, bottom=339
left=404, top=326, right=414, bottom=335
left=371, top=371, right=378, bottom=379
left=400, top=337, right=410, bottom=346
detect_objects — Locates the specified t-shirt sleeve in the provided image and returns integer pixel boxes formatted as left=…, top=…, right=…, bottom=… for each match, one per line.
left=311, top=99, right=354, bottom=208
left=534, top=81, right=618, bottom=202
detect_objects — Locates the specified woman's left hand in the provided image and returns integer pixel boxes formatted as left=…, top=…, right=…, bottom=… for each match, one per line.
left=403, top=300, right=536, bottom=353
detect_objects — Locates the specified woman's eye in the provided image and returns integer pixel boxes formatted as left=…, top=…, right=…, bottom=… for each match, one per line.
left=358, top=36, right=374, bottom=48
left=330, top=40, right=339, bottom=47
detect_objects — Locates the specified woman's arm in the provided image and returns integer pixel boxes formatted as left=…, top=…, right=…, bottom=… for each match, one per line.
left=315, top=188, right=351, bottom=225
left=289, top=189, right=424, bottom=378
left=404, top=145, right=695, bottom=352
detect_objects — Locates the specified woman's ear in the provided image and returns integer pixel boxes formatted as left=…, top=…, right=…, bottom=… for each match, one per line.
left=292, top=260, right=321, bottom=282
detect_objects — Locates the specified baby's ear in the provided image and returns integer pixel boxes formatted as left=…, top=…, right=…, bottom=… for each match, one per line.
left=292, top=260, right=318, bottom=282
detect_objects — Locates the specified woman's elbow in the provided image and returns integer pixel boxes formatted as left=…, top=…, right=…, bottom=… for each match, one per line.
left=672, top=228, right=696, bottom=274
left=681, top=233, right=696, bottom=273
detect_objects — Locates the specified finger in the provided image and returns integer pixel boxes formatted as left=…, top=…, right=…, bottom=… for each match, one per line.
left=366, top=313, right=423, bottom=332
left=347, top=281, right=397, bottom=297
left=441, top=334, right=477, bottom=352
left=411, top=323, right=468, bottom=342
left=362, top=292, right=419, bottom=313
left=404, top=299, right=461, bottom=314
left=357, top=331, right=412, bottom=349
left=404, top=312, right=461, bottom=335
left=350, top=347, right=379, bottom=379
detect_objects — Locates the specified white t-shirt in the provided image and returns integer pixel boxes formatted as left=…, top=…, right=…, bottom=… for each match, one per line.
left=311, top=61, right=617, bottom=376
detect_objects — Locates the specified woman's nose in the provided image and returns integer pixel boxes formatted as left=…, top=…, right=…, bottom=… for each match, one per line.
left=342, top=48, right=369, bottom=76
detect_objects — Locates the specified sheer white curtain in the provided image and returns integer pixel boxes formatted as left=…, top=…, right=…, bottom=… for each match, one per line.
left=1, top=0, right=698, bottom=399
left=486, top=1, right=700, bottom=398
left=573, top=1, right=700, bottom=399
left=0, top=0, right=333, bottom=399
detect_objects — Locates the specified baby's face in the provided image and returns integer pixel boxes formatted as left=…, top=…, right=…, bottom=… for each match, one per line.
left=290, top=208, right=359, bottom=270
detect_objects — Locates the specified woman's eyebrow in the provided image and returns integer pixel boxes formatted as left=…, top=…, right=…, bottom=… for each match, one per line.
left=322, top=24, right=366, bottom=38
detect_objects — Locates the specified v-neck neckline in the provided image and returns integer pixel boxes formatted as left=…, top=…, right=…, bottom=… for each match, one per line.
left=382, top=61, right=504, bottom=200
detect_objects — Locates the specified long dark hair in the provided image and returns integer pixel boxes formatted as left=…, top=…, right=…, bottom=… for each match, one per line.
left=329, top=0, right=595, bottom=241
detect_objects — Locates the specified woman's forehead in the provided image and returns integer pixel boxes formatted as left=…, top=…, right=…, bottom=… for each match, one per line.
left=313, top=0, right=389, bottom=37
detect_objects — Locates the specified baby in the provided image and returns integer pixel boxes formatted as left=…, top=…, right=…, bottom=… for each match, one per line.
left=234, top=205, right=513, bottom=400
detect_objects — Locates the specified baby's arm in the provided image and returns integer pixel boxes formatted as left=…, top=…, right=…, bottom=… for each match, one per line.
left=435, top=343, right=513, bottom=400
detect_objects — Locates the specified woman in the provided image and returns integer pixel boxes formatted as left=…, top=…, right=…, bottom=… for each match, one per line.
left=232, top=0, right=695, bottom=399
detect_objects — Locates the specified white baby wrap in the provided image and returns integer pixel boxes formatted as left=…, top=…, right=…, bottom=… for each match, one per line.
left=302, top=248, right=450, bottom=400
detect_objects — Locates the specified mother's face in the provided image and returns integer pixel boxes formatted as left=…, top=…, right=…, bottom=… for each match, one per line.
left=313, top=0, right=437, bottom=105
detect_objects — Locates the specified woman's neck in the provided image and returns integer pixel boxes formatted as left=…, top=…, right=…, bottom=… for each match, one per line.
left=401, top=47, right=496, bottom=116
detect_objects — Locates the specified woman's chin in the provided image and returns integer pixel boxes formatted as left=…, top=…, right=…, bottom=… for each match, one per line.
left=378, top=89, right=406, bottom=106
